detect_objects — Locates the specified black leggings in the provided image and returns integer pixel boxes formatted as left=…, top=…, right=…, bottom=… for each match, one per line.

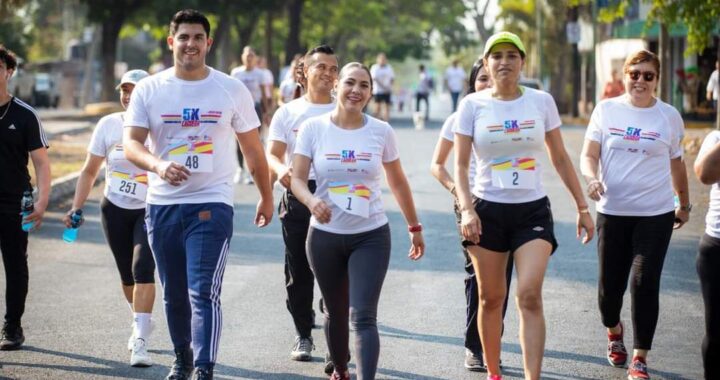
left=0, top=212, right=28, bottom=325
left=596, top=211, right=674, bottom=350
left=698, top=233, right=720, bottom=380
left=307, top=224, right=391, bottom=380
left=100, top=198, right=155, bottom=285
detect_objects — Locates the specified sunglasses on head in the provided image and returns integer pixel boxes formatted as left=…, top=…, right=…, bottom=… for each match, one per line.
left=627, top=70, right=656, bottom=81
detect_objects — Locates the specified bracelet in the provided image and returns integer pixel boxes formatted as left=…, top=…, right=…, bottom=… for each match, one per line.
left=578, top=208, right=590, bottom=214
left=588, top=179, right=601, bottom=186
left=450, top=185, right=457, bottom=197
left=408, top=223, right=423, bottom=233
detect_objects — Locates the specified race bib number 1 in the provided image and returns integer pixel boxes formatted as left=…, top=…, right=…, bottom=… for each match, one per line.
left=328, top=181, right=371, bottom=218
left=491, top=157, right=536, bottom=189
left=168, top=138, right=214, bottom=173
left=109, top=172, right=148, bottom=201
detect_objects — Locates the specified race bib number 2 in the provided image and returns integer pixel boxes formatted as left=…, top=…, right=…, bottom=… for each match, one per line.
left=491, top=157, right=536, bottom=189
left=168, top=138, right=214, bottom=172
left=328, top=181, right=371, bottom=218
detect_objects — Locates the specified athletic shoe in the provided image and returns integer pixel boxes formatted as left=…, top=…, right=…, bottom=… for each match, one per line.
left=627, top=356, right=650, bottom=380
left=464, top=348, right=485, bottom=372
left=192, top=367, right=213, bottom=380
left=130, top=338, right=153, bottom=367
left=329, top=370, right=350, bottom=380
left=243, top=176, right=254, bottom=185
left=607, top=322, right=628, bottom=367
left=291, top=336, right=314, bottom=361
left=487, top=375, right=503, bottom=380
left=0, top=323, right=25, bottom=351
left=128, top=318, right=156, bottom=351
left=166, top=347, right=193, bottom=380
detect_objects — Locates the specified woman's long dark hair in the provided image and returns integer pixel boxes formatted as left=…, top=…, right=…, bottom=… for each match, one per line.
left=467, top=58, right=485, bottom=95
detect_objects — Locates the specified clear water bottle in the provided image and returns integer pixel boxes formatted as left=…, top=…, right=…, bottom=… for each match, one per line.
left=62, top=209, right=83, bottom=243
left=20, top=190, right=34, bottom=232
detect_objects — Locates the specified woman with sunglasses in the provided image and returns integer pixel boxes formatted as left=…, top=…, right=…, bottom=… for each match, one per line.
left=580, top=49, right=689, bottom=380
left=454, top=32, right=594, bottom=380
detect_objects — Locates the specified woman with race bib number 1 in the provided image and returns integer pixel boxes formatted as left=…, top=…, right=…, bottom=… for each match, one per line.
left=291, top=62, right=424, bottom=380
left=453, top=32, right=594, bottom=380
left=64, top=69, right=156, bottom=368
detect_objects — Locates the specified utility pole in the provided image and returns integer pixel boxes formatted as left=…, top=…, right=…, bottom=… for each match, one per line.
left=567, top=5, right=581, bottom=117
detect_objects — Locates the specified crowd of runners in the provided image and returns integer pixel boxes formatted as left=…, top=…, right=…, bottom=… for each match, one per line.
left=0, top=7, right=719, bottom=380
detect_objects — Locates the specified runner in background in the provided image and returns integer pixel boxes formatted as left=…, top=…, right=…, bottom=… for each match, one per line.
left=445, top=59, right=467, bottom=112
left=370, top=53, right=394, bottom=122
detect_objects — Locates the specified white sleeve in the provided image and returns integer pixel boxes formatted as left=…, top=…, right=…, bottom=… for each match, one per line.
left=708, top=72, right=718, bottom=92
left=453, top=97, right=474, bottom=137
left=440, top=113, right=456, bottom=142
left=585, top=103, right=604, bottom=143
left=668, top=107, right=685, bottom=159
left=123, top=83, right=149, bottom=129
left=382, top=124, right=400, bottom=163
left=698, top=131, right=720, bottom=160
left=232, top=82, right=261, bottom=133
left=268, top=106, right=288, bottom=143
left=294, top=120, right=314, bottom=158
left=542, top=92, right=562, bottom=132
left=88, top=118, right=109, bottom=157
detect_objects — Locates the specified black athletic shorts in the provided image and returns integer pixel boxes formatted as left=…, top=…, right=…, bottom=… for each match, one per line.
left=374, top=93, right=391, bottom=104
left=462, top=196, right=558, bottom=254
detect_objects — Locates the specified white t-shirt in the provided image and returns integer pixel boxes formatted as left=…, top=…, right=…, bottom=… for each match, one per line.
left=123, top=67, right=260, bottom=206
left=261, top=68, right=274, bottom=98
left=585, top=96, right=684, bottom=216
left=445, top=66, right=466, bottom=93
left=294, top=113, right=399, bottom=234
left=697, top=131, right=720, bottom=238
left=279, top=78, right=299, bottom=104
left=370, top=64, right=394, bottom=95
left=454, top=87, right=561, bottom=203
left=88, top=112, right=147, bottom=210
left=230, top=66, right=265, bottom=103
left=440, top=112, right=476, bottom=183
left=707, top=70, right=719, bottom=101
left=268, top=97, right=335, bottom=180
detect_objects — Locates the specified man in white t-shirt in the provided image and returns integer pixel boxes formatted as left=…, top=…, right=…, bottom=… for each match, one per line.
left=122, top=10, right=273, bottom=380
left=707, top=60, right=719, bottom=111
left=445, top=59, right=466, bottom=112
left=267, top=44, right=337, bottom=367
left=370, top=53, right=394, bottom=121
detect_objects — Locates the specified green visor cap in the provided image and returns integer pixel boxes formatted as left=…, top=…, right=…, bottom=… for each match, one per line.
left=483, top=32, right=526, bottom=58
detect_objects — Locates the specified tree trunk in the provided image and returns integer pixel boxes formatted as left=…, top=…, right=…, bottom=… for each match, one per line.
left=284, top=0, right=303, bottom=65
left=100, top=16, right=124, bottom=102
left=658, top=23, right=671, bottom=102
left=209, top=12, right=231, bottom=71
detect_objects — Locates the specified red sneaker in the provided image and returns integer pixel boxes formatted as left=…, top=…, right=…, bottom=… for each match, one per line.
left=627, top=356, right=650, bottom=380
left=607, top=322, right=628, bottom=367
left=330, top=370, right=350, bottom=380
left=487, top=375, right=503, bottom=380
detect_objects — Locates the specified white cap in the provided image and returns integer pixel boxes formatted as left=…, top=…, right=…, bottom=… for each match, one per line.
left=116, top=69, right=149, bottom=90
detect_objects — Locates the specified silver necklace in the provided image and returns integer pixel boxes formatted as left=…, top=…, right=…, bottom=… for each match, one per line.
left=0, top=98, right=11, bottom=120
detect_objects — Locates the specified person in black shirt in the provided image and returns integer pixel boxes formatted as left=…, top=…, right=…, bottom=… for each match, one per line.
left=0, top=45, right=51, bottom=351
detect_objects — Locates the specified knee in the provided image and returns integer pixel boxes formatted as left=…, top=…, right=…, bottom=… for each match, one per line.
left=350, top=307, right=377, bottom=331
left=516, top=289, right=543, bottom=313
left=479, top=291, right=505, bottom=310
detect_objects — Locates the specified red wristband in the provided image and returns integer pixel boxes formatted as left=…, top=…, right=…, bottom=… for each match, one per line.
left=408, top=223, right=423, bottom=233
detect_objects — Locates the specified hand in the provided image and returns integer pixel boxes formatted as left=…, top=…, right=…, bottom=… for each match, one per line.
left=586, top=180, right=604, bottom=201
left=309, top=197, right=332, bottom=224
left=278, top=167, right=292, bottom=189
left=254, top=196, right=274, bottom=227
left=22, top=202, right=47, bottom=231
left=673, top=209, right=689, bottom=229
left=156, top=160, right=191, bottom=186
left=62, top=209, right=84, bottom=228
left=576, top=212, right=594, bottom=244
left=460, top=209, right=481, bottom=244
left=408, top=231, right=425, bottom=260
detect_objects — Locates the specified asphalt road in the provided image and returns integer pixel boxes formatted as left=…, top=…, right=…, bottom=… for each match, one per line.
left=0, top=118, right=708, bottom=379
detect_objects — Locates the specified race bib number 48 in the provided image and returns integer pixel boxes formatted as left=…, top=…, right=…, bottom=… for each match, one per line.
left=109, top=172, right=148, bottom=201
left=168, top=137, right=214, bottom=172
left=491, top=157, right=536, bottom=189
left=328, top=181, right=371, bottom=218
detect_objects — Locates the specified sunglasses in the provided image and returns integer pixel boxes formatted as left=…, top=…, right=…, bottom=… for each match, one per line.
left=627, top=70, right=656, bottom=82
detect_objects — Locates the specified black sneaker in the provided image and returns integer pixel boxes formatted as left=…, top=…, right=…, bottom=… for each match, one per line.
left=192, top=367, right=213, bottom=380
left=0, top=323, right=25, bottom=351
left=324, top=352, right=351, bottom=375
left=464, top=348, right=485, bottom=372
left=166, top=347, right=193, bottom=380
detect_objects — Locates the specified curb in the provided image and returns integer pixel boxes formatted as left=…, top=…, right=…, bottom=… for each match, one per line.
left=48, top=167, right=105, bottom=205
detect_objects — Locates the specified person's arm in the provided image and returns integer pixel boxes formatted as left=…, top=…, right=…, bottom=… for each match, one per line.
left=384, top=159, right=424, bottom=260
left=671, top=157, right=690, bottom=229
left=545, top=128, right=594, bottom=243
left=63, top=153, right=104, bottom=227
left=267, top=140, right=290, bottom=188
left=123, top=126, right=190, bottom=186
left=291, top=153, right=331, bottom=223
left=695, top=141, right=720, bottom=184
left=454, top=133, right=481, bottom=243
left=430, top=137, right=455, bottom=195
left=24, top=147, right=50, bottom=231
left=580, top=139, right=605, bottom=201
left=237, top=128, right=273, bottom=227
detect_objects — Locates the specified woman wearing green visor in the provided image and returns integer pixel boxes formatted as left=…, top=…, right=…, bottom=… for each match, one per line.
left=453, top=31, right=594, bottom=380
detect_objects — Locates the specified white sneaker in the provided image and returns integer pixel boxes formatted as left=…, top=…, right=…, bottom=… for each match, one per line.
left=127, top=318, right=155, bottom=351
left=290, top=336, right=314, bottom=361
left=130, top=338, right=153, bottom=367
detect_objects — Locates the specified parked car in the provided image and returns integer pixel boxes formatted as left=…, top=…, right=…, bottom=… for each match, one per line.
left=32, top=73, right=59, bottom=108
left=8, top=68, right=34, bottom=104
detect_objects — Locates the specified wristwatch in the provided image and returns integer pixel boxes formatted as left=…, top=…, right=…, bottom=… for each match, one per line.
left=679, top=204, right=692, bottom=212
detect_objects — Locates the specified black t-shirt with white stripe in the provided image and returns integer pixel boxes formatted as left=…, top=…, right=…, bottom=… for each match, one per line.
left=0, top=97, right=49, bottom=212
